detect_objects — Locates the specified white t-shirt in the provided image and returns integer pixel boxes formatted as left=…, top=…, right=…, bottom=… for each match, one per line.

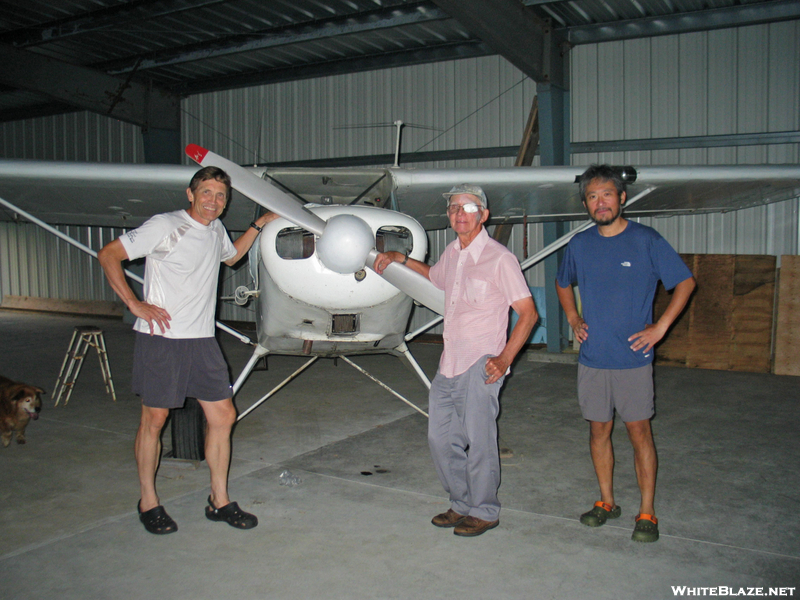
left=119, top=210, right=237, bottom=338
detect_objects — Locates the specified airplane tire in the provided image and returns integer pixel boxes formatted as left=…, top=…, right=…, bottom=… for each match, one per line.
left=170, top=398, right=206, bottom=461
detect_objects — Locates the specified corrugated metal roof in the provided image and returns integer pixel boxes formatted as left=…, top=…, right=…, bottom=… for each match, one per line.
left=0, top=0, right=797, bottom=121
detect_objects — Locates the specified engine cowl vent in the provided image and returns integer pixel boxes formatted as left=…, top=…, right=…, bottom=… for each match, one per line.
left=331, top=313, right=359, bottom=335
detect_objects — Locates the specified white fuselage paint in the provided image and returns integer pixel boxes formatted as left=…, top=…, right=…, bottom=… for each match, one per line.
left=253, top=204, right=428, bottom=356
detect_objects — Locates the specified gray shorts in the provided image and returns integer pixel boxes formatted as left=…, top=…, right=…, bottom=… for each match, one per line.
left=577, top=363, right=654, bottom=423
left=132, top=333, right=232, bottom=409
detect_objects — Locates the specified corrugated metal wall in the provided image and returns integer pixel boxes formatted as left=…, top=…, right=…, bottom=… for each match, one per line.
left=1, top=22, right=798, bottom=329
left=0, top=111, right=144, bottom=161
left=571, top=20, right=800, bottom=258
left=182, top=56, right=536, bottom=168
left=0, top=222, right=124, bottom=301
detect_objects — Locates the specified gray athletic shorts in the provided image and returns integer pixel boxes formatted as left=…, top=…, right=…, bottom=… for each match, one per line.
left=132, top=333, right=233, bottom=409
left=577, top=363, right=654, bottom=423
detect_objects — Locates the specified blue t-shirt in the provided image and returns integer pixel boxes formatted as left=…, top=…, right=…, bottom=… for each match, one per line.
left=557, top=221, right=693, bottom=369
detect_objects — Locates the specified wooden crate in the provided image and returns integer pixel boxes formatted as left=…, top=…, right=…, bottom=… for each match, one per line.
left=654, top=254, right=775, bottom=373
left=774, top=255, right=800, bottom=376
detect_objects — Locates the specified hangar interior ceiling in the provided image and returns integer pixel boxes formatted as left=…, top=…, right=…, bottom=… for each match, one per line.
left=1, top=0, right=798, bottom=128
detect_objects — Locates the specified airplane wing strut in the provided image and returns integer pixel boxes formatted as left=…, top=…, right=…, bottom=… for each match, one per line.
left=0, top=194, right=253, bottom=345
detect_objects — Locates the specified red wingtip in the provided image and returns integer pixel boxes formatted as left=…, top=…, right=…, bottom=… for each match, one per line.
left=185, top=144, right=208, bottom=164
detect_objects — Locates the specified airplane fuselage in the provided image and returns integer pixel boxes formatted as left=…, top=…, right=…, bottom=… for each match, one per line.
left=251, top=204, right=428, bottom=357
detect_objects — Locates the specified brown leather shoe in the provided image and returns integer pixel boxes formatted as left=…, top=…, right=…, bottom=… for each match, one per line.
left=453, top=516, right=499, bottom=537
left=431, top=509, right=467, bottom=528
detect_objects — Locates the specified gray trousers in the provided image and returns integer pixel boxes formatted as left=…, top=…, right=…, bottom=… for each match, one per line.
left=428, top=355, right=504, bottom=522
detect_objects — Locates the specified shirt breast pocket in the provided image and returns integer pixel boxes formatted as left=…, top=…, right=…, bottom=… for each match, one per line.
left=464, top=278, right=489, bottom=307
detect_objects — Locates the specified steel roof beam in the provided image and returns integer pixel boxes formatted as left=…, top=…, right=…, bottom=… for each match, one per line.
left=563, top=0, right=800, bottom=45
left=176, top=40, right=493, bottom=95
left=100, top=2, right=450, bottom=76
left=0, top=43, right=180, bottom=131
left=265, top=129, right=800, bottom=167
left=1, top=0, right=221, bottom=48
left=431, top=0, right=568, bottom=87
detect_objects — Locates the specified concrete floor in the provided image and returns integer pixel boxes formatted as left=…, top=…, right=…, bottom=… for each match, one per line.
left=0, top=309, right=798, bottom=599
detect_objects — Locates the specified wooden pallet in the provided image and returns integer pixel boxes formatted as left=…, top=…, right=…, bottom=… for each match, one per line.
left=655, top=254, right=775, bottom=373
left=774, top=255, right=800, bottom=376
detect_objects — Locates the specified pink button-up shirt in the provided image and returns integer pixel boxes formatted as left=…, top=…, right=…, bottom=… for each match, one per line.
left=429, top=227, right=532, bottom=377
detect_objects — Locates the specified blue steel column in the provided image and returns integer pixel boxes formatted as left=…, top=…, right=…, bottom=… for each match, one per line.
left=142, top=127, right=182, bottom=166
left=537, top=82, right=571, bottom=353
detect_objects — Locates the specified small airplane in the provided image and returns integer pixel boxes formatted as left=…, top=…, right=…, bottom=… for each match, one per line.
left=1, top=150, right=799, bottom=422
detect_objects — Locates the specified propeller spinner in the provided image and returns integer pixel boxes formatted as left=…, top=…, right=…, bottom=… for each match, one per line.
left=185, top=144, right=444, bottom=315
left=315, top=213, right=374, bottom=274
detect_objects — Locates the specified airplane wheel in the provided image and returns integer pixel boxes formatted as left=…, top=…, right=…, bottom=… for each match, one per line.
left=170, top=398, right=206, bottom=461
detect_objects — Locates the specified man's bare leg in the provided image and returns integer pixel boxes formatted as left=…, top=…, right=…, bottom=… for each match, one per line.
left=199, top=398, right=236, bottom=508
left=589, top=420, right=616, bottom=508
left=625, top=418, right=657, bottom=516
left=135, top=404, right=169, bottom=511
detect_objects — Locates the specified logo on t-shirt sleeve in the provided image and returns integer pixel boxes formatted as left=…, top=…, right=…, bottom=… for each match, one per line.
left=126, top=230, right=138, bottom=243
left=621, top=261, right=631, bottom=267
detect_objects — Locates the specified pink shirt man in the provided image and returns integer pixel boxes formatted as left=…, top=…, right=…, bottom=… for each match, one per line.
left=373, top=183, right=538, bottom=537
left=429, top=227, right=532, bottom=377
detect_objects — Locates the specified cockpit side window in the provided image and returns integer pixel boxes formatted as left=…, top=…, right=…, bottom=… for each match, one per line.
left=376, top=226, right=412, bottom=255
left=277, top=225, right=412, bottom=260
left=276, top=227, right=315, bottom=259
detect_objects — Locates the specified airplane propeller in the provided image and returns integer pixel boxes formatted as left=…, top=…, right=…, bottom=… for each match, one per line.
left=186, top=144, right=445, bottom=315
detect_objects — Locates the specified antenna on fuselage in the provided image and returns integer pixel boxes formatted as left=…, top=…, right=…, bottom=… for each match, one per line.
left=333, top=120, right=441, bottom=167
left=393, top=120, right=404, bottom=168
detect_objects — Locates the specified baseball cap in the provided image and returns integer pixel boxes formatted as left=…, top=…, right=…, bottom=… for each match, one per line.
left=442, top=183, right=488, bottom=209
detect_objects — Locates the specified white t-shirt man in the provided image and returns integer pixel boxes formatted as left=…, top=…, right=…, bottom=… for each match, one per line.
left=120, top=209, right=237, bottom=339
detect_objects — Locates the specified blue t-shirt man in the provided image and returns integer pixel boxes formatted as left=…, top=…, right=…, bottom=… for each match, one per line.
left=556, top=165, right=695, bottom=544
left=557, top=220, right=693, bottom=370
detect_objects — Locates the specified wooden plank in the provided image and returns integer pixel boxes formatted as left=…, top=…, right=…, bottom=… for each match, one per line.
left=774, top=255, right=800, bottom=376
left=0, top=295, right=123, bottom=317
left=494, top=96, right=540, bottom=247
left=730, top=255, right=775, bottom=372
left=515, top=96, right=539, bottom=167
left=686, top=255, right=735, bottom=370
left=653, top=254, right=693, bottom=367
left=655, top=254, right=775, bottom=373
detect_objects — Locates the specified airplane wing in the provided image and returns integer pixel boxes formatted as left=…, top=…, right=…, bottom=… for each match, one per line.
left=389, top=165, right=800, bottom=229
left=0, top=159, right=267, bottom=230
left=1, top=159, right=799, bottom=231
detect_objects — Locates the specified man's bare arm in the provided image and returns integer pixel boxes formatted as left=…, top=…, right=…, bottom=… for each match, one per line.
left=97, top=239, right=171, bottom=335
left=225, top=212, right=280, bottom=267
left=484, top=296, right=538, bottom=384
left=556, top=280, right=588, bottom=343
left=373, top=251, right=431, bottom=280
left=628, top=276, right=696, bottom=353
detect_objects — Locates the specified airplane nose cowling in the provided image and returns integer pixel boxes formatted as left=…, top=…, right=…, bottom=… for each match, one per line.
left=316, top=214, right=375, bottom=274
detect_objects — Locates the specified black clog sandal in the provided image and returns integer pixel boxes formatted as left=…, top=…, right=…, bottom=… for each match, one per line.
left=204, top=495, right=258, bottom=529
left=138, top=501, right=178, bottom=535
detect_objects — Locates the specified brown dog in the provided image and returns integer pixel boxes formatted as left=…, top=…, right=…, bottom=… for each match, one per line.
left=0, top=375, right=44, bottom=447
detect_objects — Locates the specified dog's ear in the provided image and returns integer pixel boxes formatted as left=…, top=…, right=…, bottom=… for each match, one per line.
left=34, top=387, right=46, bottom=395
